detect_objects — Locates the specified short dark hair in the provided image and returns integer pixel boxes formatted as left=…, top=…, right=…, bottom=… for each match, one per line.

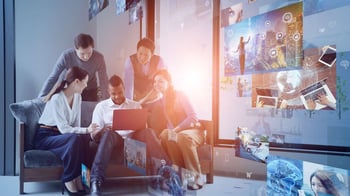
left=137, top=37, right=155, bottom=53
left=109, top=75, right=124, bottom=88
left=74, top=33, right=94, bottom=49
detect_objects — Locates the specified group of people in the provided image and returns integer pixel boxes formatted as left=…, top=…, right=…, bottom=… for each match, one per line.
left=34, top=33, right=205, bottom=196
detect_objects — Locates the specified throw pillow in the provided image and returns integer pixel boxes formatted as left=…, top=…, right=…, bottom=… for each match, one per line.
left=9, top=98, right=45, bottom=150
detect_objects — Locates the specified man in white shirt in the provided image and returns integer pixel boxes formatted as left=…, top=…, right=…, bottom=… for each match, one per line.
left=89, top=75, right=169, bottom=196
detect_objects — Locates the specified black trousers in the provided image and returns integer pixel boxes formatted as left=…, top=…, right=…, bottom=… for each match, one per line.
left=34, top=127, right=91, bottom=183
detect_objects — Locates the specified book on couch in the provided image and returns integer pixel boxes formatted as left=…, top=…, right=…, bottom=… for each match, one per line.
left=124, top=138, right=147, bottom=175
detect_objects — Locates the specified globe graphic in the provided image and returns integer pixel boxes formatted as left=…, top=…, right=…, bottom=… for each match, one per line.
left=276, top=70, right=302, bottom=94
left=267, top=159, right=302, bottom=195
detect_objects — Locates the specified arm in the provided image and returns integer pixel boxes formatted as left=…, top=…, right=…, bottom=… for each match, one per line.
left=124, top=57, right=134, bottom=100
left=246, top=36, right=251, bottom=43
left=139, top=88, right=161, bottom=105
left=38, top=53, right=67, bottom=97
left=157, top=56, right=167, bottom=70
left=173, top=92, right=198, bottom=132
left=97, top=54, right=109, bottom=100
left=91, top=102, right=107, bottom=129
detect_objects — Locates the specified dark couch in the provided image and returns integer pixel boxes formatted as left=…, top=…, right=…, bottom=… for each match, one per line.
left=9, top=98, right=213, bottom=194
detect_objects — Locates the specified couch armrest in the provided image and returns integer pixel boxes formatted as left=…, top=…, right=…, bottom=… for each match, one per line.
left=198, top=120, right=214, bottom=183
left=19, top=122, right=25, bottom=159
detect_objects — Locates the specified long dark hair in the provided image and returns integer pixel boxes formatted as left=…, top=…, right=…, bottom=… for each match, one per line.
left=153, top=69, right=176, bottom=116
left=310, top=170, right=341, bottom=196
left=44, top=66, right=88, bottom=102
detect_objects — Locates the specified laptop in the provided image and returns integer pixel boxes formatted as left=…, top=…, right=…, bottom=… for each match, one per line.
left=256, top=88, right=279, bottom=108
left=299, top=79, right=336, bottom=110
left=112, top=108, right=148, bottom=131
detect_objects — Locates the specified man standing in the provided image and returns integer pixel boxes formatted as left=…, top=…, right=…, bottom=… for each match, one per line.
left=89, top=75, right=169, bottom=196
left=38, top=33, right=109, bottom=101
left=124, top=37, right=167, bottom=101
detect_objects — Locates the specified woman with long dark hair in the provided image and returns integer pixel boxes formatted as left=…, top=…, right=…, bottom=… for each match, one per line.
left=310, top=170, right=344, bottom=196
left=35, top=66, right=99, bottom=195
left=144, top=69, right=205, bottom=190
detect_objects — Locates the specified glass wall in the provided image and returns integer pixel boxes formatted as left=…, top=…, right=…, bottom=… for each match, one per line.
left=218, top=0, right=350, bottom=152
left=156, top=0, right=213, bottom=120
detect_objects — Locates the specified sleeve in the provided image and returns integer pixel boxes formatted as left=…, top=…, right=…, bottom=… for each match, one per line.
left=124, top=57, right=134, bottom=100
left=52, top=96, right=88, bottom=134
left=72, top=94, right=82, bottom=128
left=38, top=52, right=67, bottom=97
left=157, top=56, right=167, bottom=70
left=175, top=92, right=198, bottom=130
left=327, top=102, right=336, bottom=110
left=97, top=54, right=109, bottom=100
left=91, top=102, right=106, bottom=129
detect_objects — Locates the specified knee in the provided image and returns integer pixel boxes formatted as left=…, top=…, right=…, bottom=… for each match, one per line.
left=159, top=129, right=169, bottom=141
left=177, top=134, right=196, bottom=147
left=102, top=131, right=122, bottom=144
left=67, top=133, right=80, bottom=144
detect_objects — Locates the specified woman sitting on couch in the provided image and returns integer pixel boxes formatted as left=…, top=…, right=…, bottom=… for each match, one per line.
left=34, top=66, right=99, bottom=196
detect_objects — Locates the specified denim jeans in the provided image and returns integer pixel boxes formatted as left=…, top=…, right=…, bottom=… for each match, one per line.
left=90, top=128, right=170, bottom=182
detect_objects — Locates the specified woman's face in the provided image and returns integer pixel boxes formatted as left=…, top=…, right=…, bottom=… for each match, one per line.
left=311, top=176, right=327, bottom=195
left=75, top=75, right=88, bottom=94
left=153, top=75, right=169, bottom=93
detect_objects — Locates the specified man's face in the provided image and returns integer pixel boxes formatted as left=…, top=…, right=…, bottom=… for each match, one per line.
left=75, top=46, right=93, bottom=62
left=136, top=46, right=152, bottom=65
left=108, top=83, right=125, bottom=105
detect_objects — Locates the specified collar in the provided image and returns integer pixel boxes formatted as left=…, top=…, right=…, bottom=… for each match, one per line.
left=106, top=97, right=132, bottom=108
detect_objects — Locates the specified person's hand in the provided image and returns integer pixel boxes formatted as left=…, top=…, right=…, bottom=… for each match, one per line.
left=317, top=93, right=331, bottom=106
left=306, top=98, right=316, bottom=110
left=167, top=129, right=177, bottom=142
left=279, top=99, right=288, bottom=109
left=88, top=123, right=102, bottom=142
left=87, top=123, right=100, bottom=133
left=256, top=100, right=264, bottom=108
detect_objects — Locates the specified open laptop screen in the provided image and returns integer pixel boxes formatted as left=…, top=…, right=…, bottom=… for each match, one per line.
left=112, top=109, right=148, bottom=131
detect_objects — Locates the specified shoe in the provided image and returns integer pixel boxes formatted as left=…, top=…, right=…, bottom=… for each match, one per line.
left=62, top=183, right=84, bottom=196
left=90, top=181, right=102, bottom=196
left=187, top=183, right=203, bottom=191
left=187, top=175, right=204, bottom=191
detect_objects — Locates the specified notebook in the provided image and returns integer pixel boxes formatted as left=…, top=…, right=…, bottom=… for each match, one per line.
left=112, top=108, right=148, bottom=131
left=256, top=88, right=279, bottom=108
left=299, top=79, right=336, bottom=110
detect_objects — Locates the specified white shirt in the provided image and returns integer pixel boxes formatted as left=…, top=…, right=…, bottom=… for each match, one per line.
left=38, top=91, right=88, bottom=134
left=91, top=97, right=141, bottom=137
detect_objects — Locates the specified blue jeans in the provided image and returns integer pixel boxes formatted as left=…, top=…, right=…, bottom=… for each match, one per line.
left=90, top=128, right=170, bottom=182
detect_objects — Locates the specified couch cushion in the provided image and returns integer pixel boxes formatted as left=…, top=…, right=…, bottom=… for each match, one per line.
left=81, top=101, right=98, bottom=127
left=24, top=150, right=62, bottom=168
left=9, top=98, right=45, bottom=151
